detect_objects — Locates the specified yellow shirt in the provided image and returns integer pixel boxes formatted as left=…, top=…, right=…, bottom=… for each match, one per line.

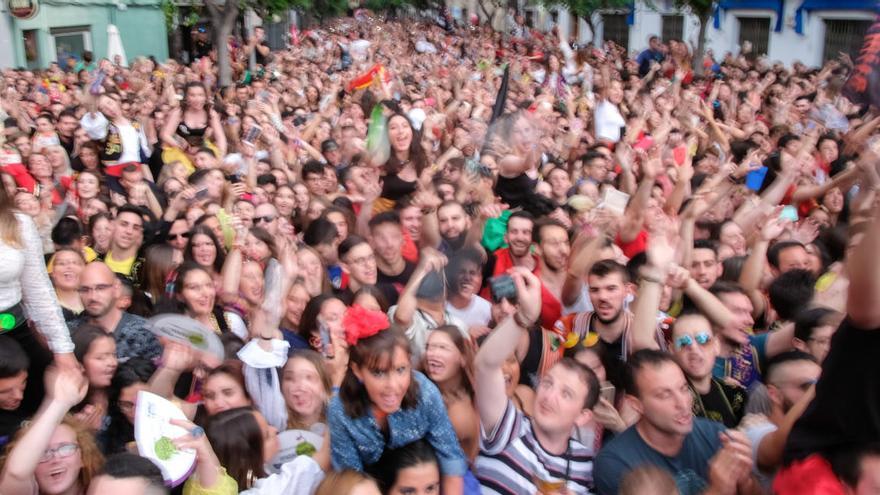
left=104, top=251, right=135, bottom=276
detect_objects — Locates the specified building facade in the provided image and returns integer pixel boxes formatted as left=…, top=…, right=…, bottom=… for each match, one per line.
left=3, top=0, right=168, bottom=69
left=448, top=0, right=877, bottom=67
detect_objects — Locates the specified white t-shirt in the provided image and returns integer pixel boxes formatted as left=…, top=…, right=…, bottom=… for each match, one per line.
left=446, top=296, right=492, bottom=329
left=594, top=100, right=625, bottom=143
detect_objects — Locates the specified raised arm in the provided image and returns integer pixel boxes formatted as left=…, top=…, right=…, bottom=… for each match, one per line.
left=474, top=267, right=542, bottom=433
left=847, top=187, right=880, bottom=328
left=631, top=219, right=678, bottom=351
left=0, top=367, right=87, bottom=495
left=392, top=250, right=446, bottom=329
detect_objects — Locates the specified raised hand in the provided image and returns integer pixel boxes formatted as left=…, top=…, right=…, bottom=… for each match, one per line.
left=45, top=365, right=88, bottom=410
left=160, top=340, right=200, bottom=373
left=509, top=266, right=542, bottom=325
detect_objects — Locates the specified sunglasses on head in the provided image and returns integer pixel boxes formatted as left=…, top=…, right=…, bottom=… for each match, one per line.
left=674, top=331, right=712, bottom=351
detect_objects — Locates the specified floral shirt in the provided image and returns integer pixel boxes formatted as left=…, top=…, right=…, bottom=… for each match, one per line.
left=327, top=371, right=467, bottom=477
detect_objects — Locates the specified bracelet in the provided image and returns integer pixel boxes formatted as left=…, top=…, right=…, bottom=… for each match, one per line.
left=513, top=311, right=534, bottom=329
left=639, top=268, right=666, bottom=284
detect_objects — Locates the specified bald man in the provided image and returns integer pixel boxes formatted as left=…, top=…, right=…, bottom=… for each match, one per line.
left=72, top=262, right=161, bottom=362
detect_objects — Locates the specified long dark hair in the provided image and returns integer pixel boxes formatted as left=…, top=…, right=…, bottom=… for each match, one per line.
left=105, top=358, right=156, bottom=453
left=184, top=225, right=225, bottom=273
left=206, top=406, right=266, bottom=491
left=339, top=327, right=420, bottom=418
left=72, top=323, right=114, bottom=364
left=384, top=111, right=428, bottom=177
left=182, top=81, right=211, bottom=113
left=297, top=294, right=343, bottom=346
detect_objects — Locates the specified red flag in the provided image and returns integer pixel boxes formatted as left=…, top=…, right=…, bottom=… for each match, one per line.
left=843, top=16, right=880, bottom=109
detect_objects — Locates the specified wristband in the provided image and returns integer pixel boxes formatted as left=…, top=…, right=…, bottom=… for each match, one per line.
left=639, top=268, right=666, bottom=284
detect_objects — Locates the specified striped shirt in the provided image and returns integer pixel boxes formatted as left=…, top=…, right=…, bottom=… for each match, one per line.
left=475, top=400, right=595, bottom=494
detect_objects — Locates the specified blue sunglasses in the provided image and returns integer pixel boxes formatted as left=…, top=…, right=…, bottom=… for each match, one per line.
left=674, top=332, right=713, bottom=350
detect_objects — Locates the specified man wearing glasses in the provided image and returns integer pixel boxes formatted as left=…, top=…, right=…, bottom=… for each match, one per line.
left=71, top=261, right=161, bottom=363
left=252, top=203, right=279, bottom=236
left=670, top=312, right=746, bottom=428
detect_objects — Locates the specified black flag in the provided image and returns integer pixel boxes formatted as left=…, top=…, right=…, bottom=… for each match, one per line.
left=490, top=64, right=510, bottom=124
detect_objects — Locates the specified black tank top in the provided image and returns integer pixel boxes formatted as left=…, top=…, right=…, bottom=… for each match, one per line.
left=381, top=173, right=418, bottom=201
left=494, top=173, right=538, bottom=209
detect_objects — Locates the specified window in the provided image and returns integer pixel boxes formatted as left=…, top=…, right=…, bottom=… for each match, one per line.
left=525, top=10, right=535, bottom=28
left=824, top=19, right=871, bottom=62
left=570, top=12, right=580, bottom=41
left=662, top=14, right=684, bottom=41
left=50, top=26, right=91, bottom=66
left=263, top=20, right=289, bottom=50
left=603, top=13, right=629, bottom=50
left=738, top=17, right=770, bottom=57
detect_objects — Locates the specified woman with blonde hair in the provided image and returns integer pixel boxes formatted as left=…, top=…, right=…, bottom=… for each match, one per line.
left=0, top=367, right=104, bottom=495
left=0, top=180, right=77, bottom=369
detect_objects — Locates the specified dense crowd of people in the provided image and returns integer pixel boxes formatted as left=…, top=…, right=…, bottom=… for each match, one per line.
left=0, top=9, right=879, bottom=495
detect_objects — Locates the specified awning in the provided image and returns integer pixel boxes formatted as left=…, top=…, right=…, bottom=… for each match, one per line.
left=713, top=0, right=785, bottom=32
left=794, top=0, right=880, bottom=33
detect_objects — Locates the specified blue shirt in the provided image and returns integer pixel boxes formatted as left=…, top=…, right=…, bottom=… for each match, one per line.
left=594, top=418, right=725, bottom=495
left=327, top=371, right=467, bottom=477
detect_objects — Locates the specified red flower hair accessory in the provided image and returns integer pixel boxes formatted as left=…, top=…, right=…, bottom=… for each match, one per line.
left=343, top=305, right=390, bottom=346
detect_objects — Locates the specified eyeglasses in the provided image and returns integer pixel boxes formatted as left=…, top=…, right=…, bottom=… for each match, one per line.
left=674, top=332, right=713, bottom=351
left=39, top=443, right=79, bottom=463
left=168, top=232, right=191, bottom=241
left=254, top=215, right=276, bottom=224
left=77, top=283, right=114, bottom=295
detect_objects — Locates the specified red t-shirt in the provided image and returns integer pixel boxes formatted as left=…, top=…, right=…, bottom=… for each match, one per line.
left=615, top=230, right=649, bottom=259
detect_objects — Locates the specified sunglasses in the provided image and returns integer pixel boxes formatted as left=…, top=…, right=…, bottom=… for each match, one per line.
left=254, top=215, right=276, bottom=224
left=168, top=232, right=191, bottom=241
left=563, top=331, right=599, bottom=349
left=674, top=332, right=713, bottom=351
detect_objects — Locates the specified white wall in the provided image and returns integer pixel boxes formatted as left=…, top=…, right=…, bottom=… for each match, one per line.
left=441, top=0, right=875, bottom=68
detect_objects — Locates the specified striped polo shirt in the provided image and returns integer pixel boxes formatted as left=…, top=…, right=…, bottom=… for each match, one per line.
left=475, top=400, right=595, bottom=494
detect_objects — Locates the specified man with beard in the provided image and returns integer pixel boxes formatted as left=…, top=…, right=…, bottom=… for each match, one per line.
left=533, top=219, right=571, bottom=328
left=437, top=200, right=472, bottom=254
left=72, top=262, right=161, bottom=362
left=594, top=350, right=758, bottom=495
left=484, top=211, right=538, bottom=280
left=671, top=312, right=746, bottom=428
left=740, top=351, right=819, bottom=488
